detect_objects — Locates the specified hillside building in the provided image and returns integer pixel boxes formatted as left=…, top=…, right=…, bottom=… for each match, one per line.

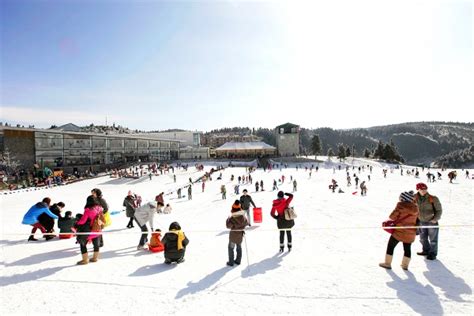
left=275, top=123, right=300, bottom=156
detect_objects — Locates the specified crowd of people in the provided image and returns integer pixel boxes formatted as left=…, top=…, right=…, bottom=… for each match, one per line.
left=20, top=161, right=456, bottom=271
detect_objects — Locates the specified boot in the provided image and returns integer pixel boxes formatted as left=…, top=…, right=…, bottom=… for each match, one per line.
left=401, top=256, right=410, bottom=270
left=90, top=251, right=99, bottom=263
left=379, top=254, right=393, bottom=269
left=279, top=244, right=284, bottom=253
left=28, top=235, right=38, bottom=242
left=288, top=243, right=292, bottom=252
left=77, top=253, right=89, bottom=265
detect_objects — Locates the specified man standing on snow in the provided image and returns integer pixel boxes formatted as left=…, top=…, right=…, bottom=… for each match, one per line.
left=414, top=182, right=442, bottom=260
left=240, top=189, right=256, bottom=226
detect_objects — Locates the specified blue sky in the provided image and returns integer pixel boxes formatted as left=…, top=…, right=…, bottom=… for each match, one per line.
left=1, top=0, right=472, bottom=131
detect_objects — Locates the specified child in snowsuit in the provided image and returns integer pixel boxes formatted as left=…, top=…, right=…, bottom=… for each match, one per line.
left=161, top=222, right=189, bottom=264
left=58, top=211, right=76, bottom=239
left=226, top=200, right=249, bottom=266
left=148, top=229, right=165, bottom=253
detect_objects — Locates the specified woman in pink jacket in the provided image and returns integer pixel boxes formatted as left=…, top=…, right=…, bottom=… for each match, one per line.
left=75, top=195, right=103, bottom=265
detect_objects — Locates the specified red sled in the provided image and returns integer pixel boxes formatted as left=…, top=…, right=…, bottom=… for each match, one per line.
left=148, top=244, right=164, bottom=253
left=253, top=207, right=262, bottom=223
left=352, top=191, right=358, bottom=195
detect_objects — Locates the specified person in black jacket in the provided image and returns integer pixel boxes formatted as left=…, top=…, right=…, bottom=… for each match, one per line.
left=38, top=201, right=65, bottom=240
left=58, top=211, right=76, bottom=239
left=240, top=189, right=256, bottom=226
left=161, top=222, right=189, bottom=264
left=91, top=188, right=108, bottom=247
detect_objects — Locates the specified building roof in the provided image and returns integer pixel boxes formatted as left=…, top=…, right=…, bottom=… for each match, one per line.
left=54, top=123, right=82, bottom=132
left=215, top=141, right=276, bottom=151
left=0, top=126, right=181, bottom=143
left=275, top=122, right=300, bottom=129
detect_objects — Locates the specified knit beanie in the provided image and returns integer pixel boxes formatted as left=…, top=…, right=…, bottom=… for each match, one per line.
left=231, top=200, right=241, bottom=213
left=416, top=182, right=428, bottom=190
left=400, top=191, right=415, bottom=203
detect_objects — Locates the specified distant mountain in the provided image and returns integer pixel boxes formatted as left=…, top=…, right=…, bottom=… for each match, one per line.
left=303, top=122, right=473, bottom=167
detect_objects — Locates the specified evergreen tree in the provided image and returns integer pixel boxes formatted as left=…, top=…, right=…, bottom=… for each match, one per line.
left=311, top=135, right=322, bottom=156
left=337, top=144, right=346, bottom=161
left=345, top=146, right=351, bottom=158
left=364, top=148, right=371, bottom=158
left=327, top=148, right=334, bottom=159
left=373, top=140, right=385, bottom=159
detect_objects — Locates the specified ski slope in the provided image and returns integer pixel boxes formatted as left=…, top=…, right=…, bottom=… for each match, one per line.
left=1, top=160, right=472, bottom=315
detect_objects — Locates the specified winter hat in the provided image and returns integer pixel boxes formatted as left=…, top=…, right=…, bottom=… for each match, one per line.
left=169, top=221, right=181, bottom=231
left=231, top=200, right=241, bottom=213
left=400, top=191, right=415, bottom=203
left=127, top=190, right=132, bottom=196
left=416, top=182, right=428, bottom=190
left=277, top=191, right=284, bottom=198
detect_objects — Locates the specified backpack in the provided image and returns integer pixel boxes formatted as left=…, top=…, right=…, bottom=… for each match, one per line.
left=91, top=211, right=105, bottom=231
left=284, top=207, right=297, bottom=220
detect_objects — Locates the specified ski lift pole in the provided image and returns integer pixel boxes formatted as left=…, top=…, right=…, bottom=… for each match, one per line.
left=244, top=233, right=250, bottom=270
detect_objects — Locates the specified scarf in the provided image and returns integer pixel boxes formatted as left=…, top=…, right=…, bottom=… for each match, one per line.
left=231, top=210, right=246, bottom=217
left=170, top=229, right=185, bottom=250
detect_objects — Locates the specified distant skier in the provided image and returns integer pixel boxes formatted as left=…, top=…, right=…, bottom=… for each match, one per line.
left=221, top=185, right=227, bottom=200
left=187, top=185, right=192, bottom=200
left=360, top=181, right=367, bottom=196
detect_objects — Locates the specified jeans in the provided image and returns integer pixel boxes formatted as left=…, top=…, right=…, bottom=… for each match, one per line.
left=386, top=235, right=411, bottom=258
left=228, top=241, right=242, bottom=264
left=419, top=221, right=439, bottom=256
left=80, top=237, right=100, bottom=254
left=135, top=218, right=148, bottom=246
left=243, top=208, right=251, bottom=225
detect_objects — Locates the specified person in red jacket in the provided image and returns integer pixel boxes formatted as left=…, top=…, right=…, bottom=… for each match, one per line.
left=148, top=229, right=165, bottom=253
left=379, top=191, right=418, bottom=270
left=270, top=191, right=294, bottom=252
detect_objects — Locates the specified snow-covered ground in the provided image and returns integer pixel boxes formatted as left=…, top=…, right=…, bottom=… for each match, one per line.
left=1, top=159, right=473, bottom=315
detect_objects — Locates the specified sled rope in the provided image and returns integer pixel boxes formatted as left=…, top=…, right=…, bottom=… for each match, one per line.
left=3, top=224, right=473, bottom=237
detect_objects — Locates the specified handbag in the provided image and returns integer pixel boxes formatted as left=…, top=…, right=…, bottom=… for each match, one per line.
left=91, top=212, right=106, bottom=231
left=382, top=214, right=411, bottom=234
left=103, top=211, right=112, bottom=227
left=284, top=207, right=297, bottom=220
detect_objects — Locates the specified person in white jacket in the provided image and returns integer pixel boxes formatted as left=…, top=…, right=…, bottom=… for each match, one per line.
left=134, top=202, right=157, bottom=250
